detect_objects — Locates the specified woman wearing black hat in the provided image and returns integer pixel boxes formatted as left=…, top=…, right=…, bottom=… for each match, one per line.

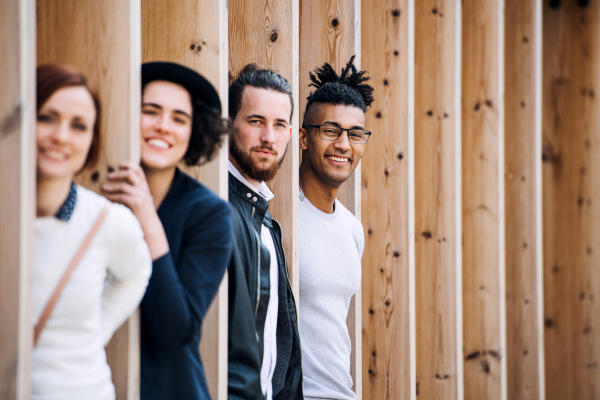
left=102, top=62, right=232, bottom=399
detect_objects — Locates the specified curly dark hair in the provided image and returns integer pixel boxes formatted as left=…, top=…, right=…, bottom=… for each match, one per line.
left=304, top=55, right=374, bottom=120
left=183, top=96, right=229, bottom=166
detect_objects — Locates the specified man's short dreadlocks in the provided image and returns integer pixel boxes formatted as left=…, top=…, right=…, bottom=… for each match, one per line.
left=303, top=55, right=374, bottom=122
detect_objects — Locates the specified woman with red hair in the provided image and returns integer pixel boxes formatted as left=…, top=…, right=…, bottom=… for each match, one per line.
left=32, top=64, right=151, bottom=400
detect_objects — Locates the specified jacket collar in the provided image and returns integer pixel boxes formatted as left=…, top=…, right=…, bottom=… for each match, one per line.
left=227, top=160, right=274, bottom=201
left=229, top=172, right=270, bottom=216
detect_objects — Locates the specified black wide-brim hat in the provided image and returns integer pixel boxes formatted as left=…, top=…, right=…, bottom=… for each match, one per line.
left=141, top=62, right=221, bottom=114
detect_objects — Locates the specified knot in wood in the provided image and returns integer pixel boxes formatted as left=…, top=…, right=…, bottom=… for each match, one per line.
left=330, top=17, right=340, bottom=28
left=391, top=9, right=400, bottom=17
left=270, top=31, right=278, bottom=43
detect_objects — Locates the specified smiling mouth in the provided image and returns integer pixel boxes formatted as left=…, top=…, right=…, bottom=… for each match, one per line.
left=40, top=148, right=68, bottom=161
left=146, top=138, right=171, bottom=150
left=327, top=155, right=350, bottom=163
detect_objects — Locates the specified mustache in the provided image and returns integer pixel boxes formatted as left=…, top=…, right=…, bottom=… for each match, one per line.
left=251, top=145, right=278, bottom=156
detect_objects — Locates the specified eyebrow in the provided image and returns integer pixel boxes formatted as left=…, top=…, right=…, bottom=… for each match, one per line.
left=322, top=120, right=365, bottom=130
left=247, top=114, right=289, bottom=125
left=142, top=102, right=192, bottom=119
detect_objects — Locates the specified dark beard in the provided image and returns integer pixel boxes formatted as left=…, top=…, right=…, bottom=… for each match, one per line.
left=229, top=137, right=286, bottom=182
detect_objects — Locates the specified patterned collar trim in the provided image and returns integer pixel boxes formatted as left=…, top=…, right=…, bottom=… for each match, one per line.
left=55, top=183, right=77, bottom=222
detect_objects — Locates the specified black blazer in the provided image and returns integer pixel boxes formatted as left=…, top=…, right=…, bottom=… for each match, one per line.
left=141, top=169, right=233, bottom=400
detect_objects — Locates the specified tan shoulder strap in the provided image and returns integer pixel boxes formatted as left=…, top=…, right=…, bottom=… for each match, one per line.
left=34, top=204, right=111, bottom=346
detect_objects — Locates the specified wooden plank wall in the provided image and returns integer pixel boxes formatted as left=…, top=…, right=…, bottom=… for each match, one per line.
left=36, top=0, right=142, bottom=398
left=504, top=0, right=544, bottom=399
left=141, top=1, right=229, bottom=398
left=228, top=0, right=300, bottom=299
left=3, top=1, right=600, bottom=400
left=461, top=0, right=506, bottom=399
left=361, top=0, right=415, bottom=399
left=414, top=1, right=462, bottom=400
left=299, top=0, right=363, bottom=395
left=0, top=0, right=35, bottom=399
left=542, top=2, right=600, bottom=400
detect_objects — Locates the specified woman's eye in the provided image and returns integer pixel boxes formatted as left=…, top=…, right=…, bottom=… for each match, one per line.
left=174, top=117, right=186, bottom=124
left=276, top=123, right=287, bottom=129
left=37, top=114, right=53, bottom=123
left=73, top=122, right=87, bottom=131
left=249, top=120, right=261, bottom=125
left=142, top=109, right=157, bottom=115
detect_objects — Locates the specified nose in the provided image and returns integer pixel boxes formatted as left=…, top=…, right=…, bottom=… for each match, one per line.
left=260, top=125, right=276, bottom=145
left=155, top=114, right=171, bottom=133
left=52, top=121, right=70, bottom=143
left=333, top=130, right=352, bottom=152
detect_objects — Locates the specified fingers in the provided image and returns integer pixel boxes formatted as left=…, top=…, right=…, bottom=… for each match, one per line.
left=107, top=163, right=146, bottom=186
left=102, top=181, right=138, bottom=195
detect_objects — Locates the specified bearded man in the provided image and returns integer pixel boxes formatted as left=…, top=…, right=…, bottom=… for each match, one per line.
left=227, top=64, right=303, bottom=400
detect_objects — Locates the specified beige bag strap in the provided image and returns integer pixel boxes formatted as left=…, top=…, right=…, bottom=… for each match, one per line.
left=34, top=204, right=111, bottom=346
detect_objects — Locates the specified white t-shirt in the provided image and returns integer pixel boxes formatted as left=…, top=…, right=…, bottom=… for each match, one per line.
left=32, top=185, right=152, bottom=400
left=299, top=191, right=364, bottom=400
left=228, top=161, right=279, bottom=400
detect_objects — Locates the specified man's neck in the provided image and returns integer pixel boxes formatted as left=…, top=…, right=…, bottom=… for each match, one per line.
left=299, top=162, right=338, bottom=214
left=144, top=165, right=176, bottom=209
left=37, top=176, right=73, bottom=218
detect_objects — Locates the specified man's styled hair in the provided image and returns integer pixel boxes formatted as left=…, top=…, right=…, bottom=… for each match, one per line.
left=229, top=64, right=294, bottom=122
left=304, top=55, right=374, bottom=120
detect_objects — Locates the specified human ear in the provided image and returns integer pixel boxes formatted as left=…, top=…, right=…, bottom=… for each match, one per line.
left=299, top=128, right=308, bottom=150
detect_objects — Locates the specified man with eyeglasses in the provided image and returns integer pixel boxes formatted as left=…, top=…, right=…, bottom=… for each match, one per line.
left=298, top=55, right=374, bottom=400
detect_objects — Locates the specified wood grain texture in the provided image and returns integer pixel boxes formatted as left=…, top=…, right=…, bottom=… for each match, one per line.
left=141, top=1, right=229, bottom=397
left=300, top=0, right=363, bottom=395
left=36, top=1, right=142, bottom=398
left=542, top=2, right=600, bottom=400
left=360, top=1, right=415, bottom=399
left=504, top=0, right=544, bottom=399
left=0, top=0, right=35, bottom=398
left=229, top=0, right=300, bottom=300
left=461, top=0, right=507, bottom=399
left=414, top=0, right=462, bottom=399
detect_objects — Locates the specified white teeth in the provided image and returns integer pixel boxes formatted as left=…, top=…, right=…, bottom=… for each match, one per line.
left=329, top=156, right=349, bottom=162
left=43, top=149, right=67, bottom=160
left=148, top=138, right=169, bottom=149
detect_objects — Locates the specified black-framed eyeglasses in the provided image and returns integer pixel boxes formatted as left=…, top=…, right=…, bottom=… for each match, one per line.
left=302, top=124, right=372, bottom=144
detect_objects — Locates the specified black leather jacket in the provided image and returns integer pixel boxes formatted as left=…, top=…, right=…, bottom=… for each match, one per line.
left=227, top=173, right=303, bottom=400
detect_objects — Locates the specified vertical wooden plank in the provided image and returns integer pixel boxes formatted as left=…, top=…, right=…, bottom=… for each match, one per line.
left=360, top=1, right=415, bottom=400
left=461, top=0, right=506, bottom=399
left=414, top=0, right=462, bottom=399
left=0, top=0, right=35, bottom=399
left=141, top=1, right=229, bottom=398
left=504, top=0, right=544, bottom=399
left=229, top=0, right=300, bottom=301
left=299, top=0, right=365, bottom=395
left=542, top=2, right=600, bottom=400
left=36, top=1, right=142, bottom=398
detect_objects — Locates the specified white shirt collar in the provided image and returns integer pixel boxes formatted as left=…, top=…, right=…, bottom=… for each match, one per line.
left=228, top=160, right=275, bottom=201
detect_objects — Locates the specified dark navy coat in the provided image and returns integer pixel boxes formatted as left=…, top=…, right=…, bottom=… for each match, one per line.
left=141, top=169, right=233, bottom=400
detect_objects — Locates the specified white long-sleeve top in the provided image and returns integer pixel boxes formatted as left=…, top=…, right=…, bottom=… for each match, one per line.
left=32, top=185, right=152, bottom=400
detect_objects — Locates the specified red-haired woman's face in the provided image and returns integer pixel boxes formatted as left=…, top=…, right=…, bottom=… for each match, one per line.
left=36, top=86, right=96, bottom=181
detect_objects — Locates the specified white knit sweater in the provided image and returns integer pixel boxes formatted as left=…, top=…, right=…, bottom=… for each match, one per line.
left=32, top=185, right=152, bottom=400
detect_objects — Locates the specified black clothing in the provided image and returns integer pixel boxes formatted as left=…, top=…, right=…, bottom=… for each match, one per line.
left=141, top=169, right=234, bottom=400
left=227, top=173, right=303, bottom=400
